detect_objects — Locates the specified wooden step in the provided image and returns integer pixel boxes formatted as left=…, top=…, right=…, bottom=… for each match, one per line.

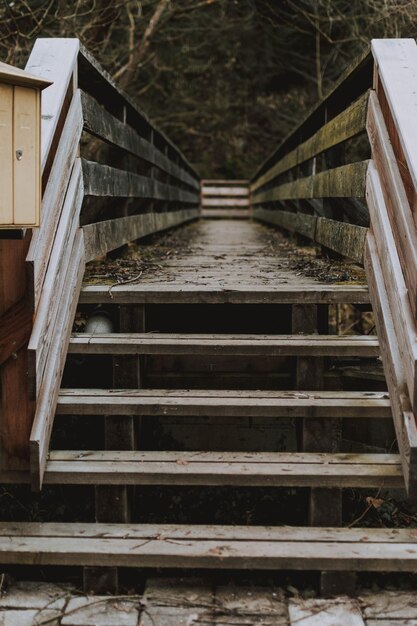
left=56, top=389, right=391, bottom=418
left=201, top=209, right=250, bottom=219
left=69, top=333, right=379, bottom=357
left=0, top=523, right=416, bottom=570
left=79, top=283, right=370, bottom=305
left=44, top=451, right=403, bottom=488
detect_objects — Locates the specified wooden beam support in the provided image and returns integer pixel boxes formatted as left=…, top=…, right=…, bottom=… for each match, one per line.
left=91, top=304, right=145, bottom=593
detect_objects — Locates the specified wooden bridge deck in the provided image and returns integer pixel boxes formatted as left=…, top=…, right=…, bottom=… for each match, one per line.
left=81, top=219, right=370, bottom=305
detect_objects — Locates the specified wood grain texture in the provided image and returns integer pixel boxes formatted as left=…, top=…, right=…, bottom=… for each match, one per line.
left=25, top=38, right=79, bottom=171
left=366, top=163, right=417, bottom=409
left=253, top=208, right=367, bottom=262
left=82, top=159, right=199, bottom=204
left=79, top=43, right=199, bottom=184
left=2, top=522, right=417, bottom=571
left=26, top=90, right=83, bottom=308
left=56, top=389, right=391, bottom=419
left=372, top=39, right=417, bottom=217
left=366, top=90, right=417, bottom=314
left=0, top=300, right=32, bottom=367
left=28, top=160, right=83, bottom=391
left=81, top=91, right=199, bottom=191
left=83, top=209, right=199, bottom=262
left=315, top=217, right=367, bottom=263
left=252, top=161, right=369, bottom=204
left=30, top=232, right=85, bottom=490
left=252, top=91, right=369, bottom=192
left=44, top=450, right=403, bottom=489
left=69, top=332, right=379, bottom=357
left=252, top=46, right=371, bottom=183
left=364, top=232, right=417, bottom=497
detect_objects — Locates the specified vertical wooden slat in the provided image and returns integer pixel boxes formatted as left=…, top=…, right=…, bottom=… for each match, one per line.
left=0, top=84, right=13, bottom=224
left=13, top=88, right=40, bottom=225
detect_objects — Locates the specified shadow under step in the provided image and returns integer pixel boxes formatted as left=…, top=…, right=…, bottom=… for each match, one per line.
left=44, top=450, right=403, bottom=489
left=0, top=523, right=415, bottom=571
left=69, top=333, right=379, bottom=358
left=56, top=389, right=391, bottom=418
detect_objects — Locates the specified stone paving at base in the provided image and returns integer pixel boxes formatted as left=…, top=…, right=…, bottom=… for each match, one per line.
left=0, top=579, right=416, bottom=625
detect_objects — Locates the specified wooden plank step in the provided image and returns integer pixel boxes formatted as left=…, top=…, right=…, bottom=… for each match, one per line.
left=44, top=451, right=403, bottom=488
left=0, top=523, right=416, bottom=570
left=79, top=284, right=370, bottom=305
left=69, top=333, right=379, bottom=357
left=56, top=389, right=391, bottom=418
left=201, top=209, right=250, bottom=219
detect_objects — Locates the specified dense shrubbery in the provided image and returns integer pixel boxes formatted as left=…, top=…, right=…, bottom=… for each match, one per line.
left=2, top=0, right=417, bottom=176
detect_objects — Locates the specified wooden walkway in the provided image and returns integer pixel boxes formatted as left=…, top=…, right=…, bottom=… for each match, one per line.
left=81, top=219, right=370, bottom=304
left=1, top=578, right=417, bottom=625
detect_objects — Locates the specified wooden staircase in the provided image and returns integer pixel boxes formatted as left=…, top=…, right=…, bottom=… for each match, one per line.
left=3, top=37, right=417, bottom=594
left=0, top=217, right=406, bottom=592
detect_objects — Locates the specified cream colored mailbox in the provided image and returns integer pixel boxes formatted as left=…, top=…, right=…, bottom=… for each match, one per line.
left=0, top=61, right=52, bottom=228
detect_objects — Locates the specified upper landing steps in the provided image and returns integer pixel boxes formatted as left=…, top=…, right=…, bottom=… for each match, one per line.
left=201, top=180, right=250, bottom=219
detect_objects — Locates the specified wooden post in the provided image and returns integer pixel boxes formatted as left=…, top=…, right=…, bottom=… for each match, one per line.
left=292, top=303, right=355, bottom=595
left=0, top=234, right=33, bottom=472
left=83, top=304, right=145, bottom=594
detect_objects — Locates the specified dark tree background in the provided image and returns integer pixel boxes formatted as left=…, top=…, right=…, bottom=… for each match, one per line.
left=1, top=0, right=417, bottom=177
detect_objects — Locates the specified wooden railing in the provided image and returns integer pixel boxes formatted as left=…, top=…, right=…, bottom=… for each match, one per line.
left=251, top=38, right=417, bottom=496
left=0, top=38, right=200, bottom=489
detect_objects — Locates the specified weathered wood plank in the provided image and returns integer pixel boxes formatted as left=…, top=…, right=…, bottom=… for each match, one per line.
left=372, top=39, right=417, bottom=217
left=79, top=44, right=199, bottom=182
left=83, top=209, right=199, bottom=262
left=202, top=197, right=250, bottom=207
left=0, top=232, right=32, bottom=471
left=252, top=161, right=369, bottom=204
left=56, top=389, right=391, bottom=418
left=202, top=186, right=249, bottom=196
left=30, top=232, right=85, bottom=490
left=25, top=38, right=79, bottom=171
left=315, top=217, right=367, bottom=263
left=26, top=90, right=83, bottom=308
left=82, top=159, right=199, bottom=204
left=3, top=522, right=417, bottom=571
left=69, top=332, right=379, bottom=357
left=252, top=91, right=369, bottom=192
left=364, top=232, right=417, bottom=497
left=44, top=451, right=403, bottom=488
left=366, top=90, right=417, bottom=314
left=366, top=163, right=417, bottom=408
left=253, top=208, right=367, bottom=262
left=252, top=47, right=372, bottom=182
left=80, top=283, right=370, bottom=305
left=253, top=208, right=317, bottom=239
left=81, top=91, right=199, bottom=191
left=0, top=300, right=32, bottom=367
left=28, top=160, right=83, bottom=391
left=201, top=208, right=249, bottom=219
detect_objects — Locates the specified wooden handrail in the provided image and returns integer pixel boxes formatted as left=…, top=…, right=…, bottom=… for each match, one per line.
left=0, top=38, right=201, bottom=490
left=250, top=38, right=417, bottom=496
